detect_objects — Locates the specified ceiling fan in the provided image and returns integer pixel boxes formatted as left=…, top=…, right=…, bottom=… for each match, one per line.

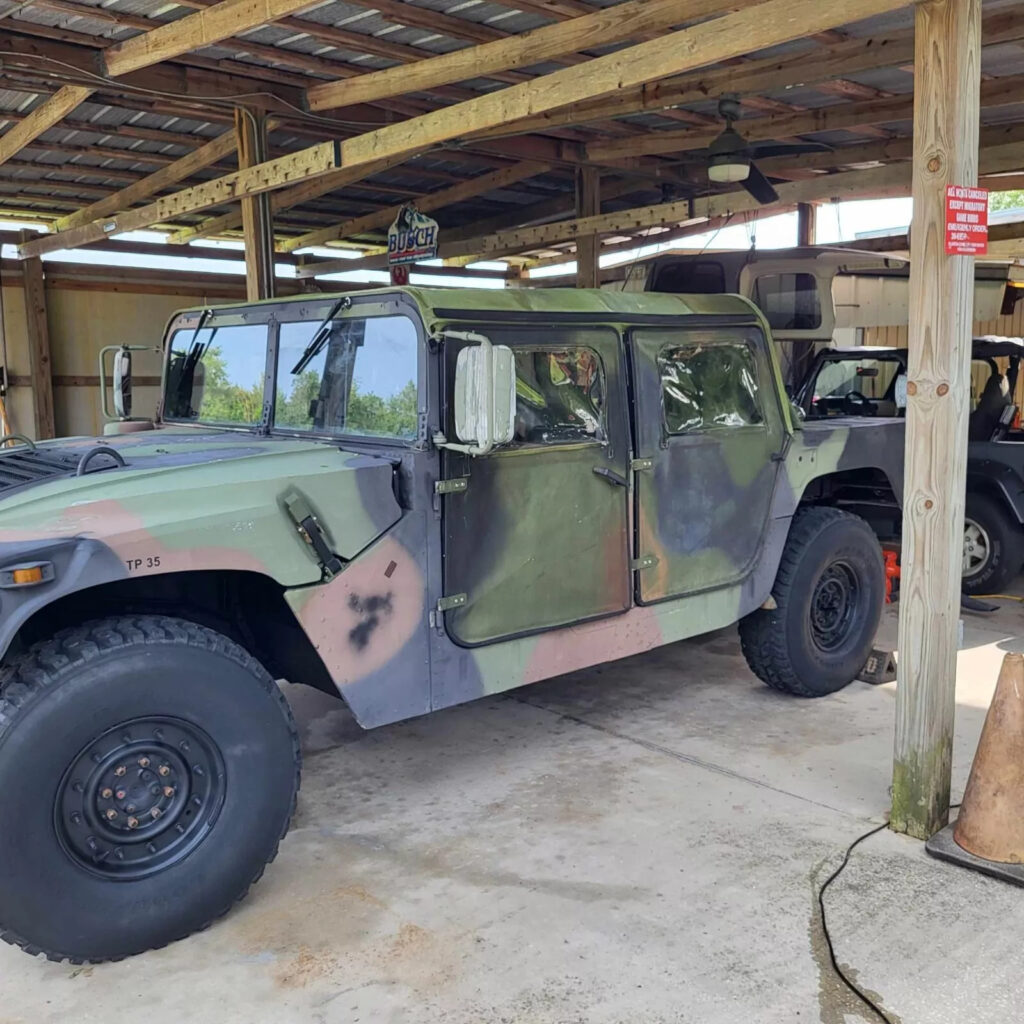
left=706, top=97, right=832, bottom=205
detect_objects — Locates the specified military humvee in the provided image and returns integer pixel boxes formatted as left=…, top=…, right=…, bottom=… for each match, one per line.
left=0, top=287, right=902, bottom=962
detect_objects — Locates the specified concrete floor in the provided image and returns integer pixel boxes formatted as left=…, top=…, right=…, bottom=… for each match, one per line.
left=4, top=600, right=1024, bottom=1023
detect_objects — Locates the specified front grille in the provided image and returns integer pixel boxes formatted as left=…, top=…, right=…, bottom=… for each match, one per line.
left=0, top=448, right=82, bottom=495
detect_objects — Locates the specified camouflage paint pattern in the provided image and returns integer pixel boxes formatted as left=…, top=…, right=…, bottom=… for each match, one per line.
left=0, top=287, right=904, bottom=728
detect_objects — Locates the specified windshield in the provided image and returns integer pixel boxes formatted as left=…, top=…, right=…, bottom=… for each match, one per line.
left=274, top=313, right=418, bottom=439
left=813, top=357, right=901, bottom=403
left=164, top=323, right=268, bottom=425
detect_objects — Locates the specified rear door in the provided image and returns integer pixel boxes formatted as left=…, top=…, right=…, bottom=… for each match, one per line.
left=630, top=323, right=788, bottom=603
left=440, top=324, right=632, bottom=645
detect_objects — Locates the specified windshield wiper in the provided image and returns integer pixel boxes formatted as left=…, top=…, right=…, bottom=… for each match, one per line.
left=290, top=297, right=350, bottom=376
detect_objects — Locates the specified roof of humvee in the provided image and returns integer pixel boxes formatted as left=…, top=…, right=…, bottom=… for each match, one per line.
left=187, top=286, right=761, bottom=323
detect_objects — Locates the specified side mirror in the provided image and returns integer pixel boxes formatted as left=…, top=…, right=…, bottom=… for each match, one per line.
left=113, top=347, right=132, bottom=419
left=447, top=338, right=516, bottom=455
left=99, top=344, right=151, bottom=423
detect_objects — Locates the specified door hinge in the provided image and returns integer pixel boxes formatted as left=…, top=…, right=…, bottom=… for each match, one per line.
left=631, top=457, right=654, bottom=471
left=436, top=593, right=468, bottom=613
left=630, top=555, right=658, bottom=571
left=434, top=477, right=469, bottom=495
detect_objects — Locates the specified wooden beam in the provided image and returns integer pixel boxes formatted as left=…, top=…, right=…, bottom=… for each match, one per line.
left=23, top=0, right=915, bottom=257
left=277, top=161, right=553, bottom=253
left=19, top=231, right=55, bottom=440
left=587, top=69, right=1024, bottom=163
left=18, top=141, right=345, bottom=258
left=102, top=0, right=330, bottom=77
left=473, top=5, right=1024, bottom=142
left=306, top=0, right=762, bottom=112
left=0, top=86, right=92, bottom=168
left=575, top=166, right=600, bottom=288
left=308, top=0, right=920, bottom=117
left=166, top=152, right=413, bottom=245
left=53, top=128, right=240, bottom=232
left=235, top=109, right=275, bottom=301
left=892, top=0, right=982, bottom=840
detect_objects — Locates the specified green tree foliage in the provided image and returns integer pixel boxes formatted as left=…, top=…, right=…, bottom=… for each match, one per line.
left=193, top=345, right=417, bottom=437
left=990, top=190, right=1024, bottom=213
left=196, top=347, right=264, bottom=424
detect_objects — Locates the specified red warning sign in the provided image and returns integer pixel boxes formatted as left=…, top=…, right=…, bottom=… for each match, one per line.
left=945, top=185, right=989, bottom=255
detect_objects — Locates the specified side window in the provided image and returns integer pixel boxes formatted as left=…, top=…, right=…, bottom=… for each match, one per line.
left=650, top=260, right=726, bottom=295
left=274, top=314, right=418, bottom=439
left=165, top=323, right=268, bottom=425
left=513, top=348, right=605, bottom=445
left=752, top=273, right=822, bottom=331
left=658, top=341, right=764, bottom=434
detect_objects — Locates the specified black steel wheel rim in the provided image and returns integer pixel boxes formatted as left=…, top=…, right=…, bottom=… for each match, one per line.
left=810, top=560, right=859, bottom=652
left=55, top=716, right=226, bottom=880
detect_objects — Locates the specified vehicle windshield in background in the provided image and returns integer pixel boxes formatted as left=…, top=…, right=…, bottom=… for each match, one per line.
left=164, top=313, right=418, bottom=440
left=810, top=357, right=903, bottom=417
left=275, top=314, right=417, bottom=440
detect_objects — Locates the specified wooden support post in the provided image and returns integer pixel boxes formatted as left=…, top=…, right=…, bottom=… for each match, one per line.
left=18, top=231, right=55, bottom=439
left=892, top=0, right=982, bottom=840
left=234, top=109, right=275, bottom=302
left=796, top=203, right=816, bottom=246
left=575, top=167, right=600, bottom=288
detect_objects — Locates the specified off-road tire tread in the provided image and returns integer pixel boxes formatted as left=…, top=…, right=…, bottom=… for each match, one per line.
left=739, top=506, right=870, bottom=697
left=0, top=614, right=301, bottom=964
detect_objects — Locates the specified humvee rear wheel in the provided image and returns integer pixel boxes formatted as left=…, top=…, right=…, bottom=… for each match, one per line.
left=0, top=616, right=299, bottom=963
left=739, top=507, right=884, bottom=697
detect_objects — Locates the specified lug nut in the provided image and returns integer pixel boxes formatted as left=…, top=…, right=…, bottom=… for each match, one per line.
left=70, top=812, right=82, bottom=825
left=116, top=790, right=126, bottom=800
left=126, top=804, right=136, bottom=813
left=105, top=809, right=117, bottom=821
left=138, top=757, right=150, bottom=768
left=163, top=786, right=175, bottom=798
left=114, top=765, right=126, bottom=777
left=150, top=807, right=162, bottom=819
left=158, top=765, right=170, bottom=777
left=101, top=787, right=113, bottom=799
left=127, top=816, right=139, bottom=829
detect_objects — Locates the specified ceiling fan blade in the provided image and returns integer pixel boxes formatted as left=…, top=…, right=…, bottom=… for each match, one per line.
left=741, top=162, right=779, bottom=205
left=748, top=140, right=833, bottom=158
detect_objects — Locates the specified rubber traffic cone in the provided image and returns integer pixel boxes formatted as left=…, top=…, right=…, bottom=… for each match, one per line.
left=926, top=651, right=1024, bottom=884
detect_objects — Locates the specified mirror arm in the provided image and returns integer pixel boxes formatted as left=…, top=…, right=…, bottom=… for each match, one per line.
left=432, top=430, right=493, bottom=457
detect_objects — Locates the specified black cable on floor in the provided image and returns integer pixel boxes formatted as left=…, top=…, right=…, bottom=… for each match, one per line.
left=817, top=820, right=895, bottom=1024
left=818, top=806, right=960, bottom=1024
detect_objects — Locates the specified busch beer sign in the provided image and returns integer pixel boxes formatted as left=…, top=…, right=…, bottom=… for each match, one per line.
left=388, top=204, right=439, bottom=266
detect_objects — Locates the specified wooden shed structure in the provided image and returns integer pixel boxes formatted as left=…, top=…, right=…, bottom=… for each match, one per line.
left=0, top=0, right=1016, bottom=839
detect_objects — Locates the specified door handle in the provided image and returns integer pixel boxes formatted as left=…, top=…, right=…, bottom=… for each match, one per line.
left=593, top=466, right=628, bottom=488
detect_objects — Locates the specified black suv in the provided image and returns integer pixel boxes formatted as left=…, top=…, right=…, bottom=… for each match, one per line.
left=796, top=337, right=1024, bottom=595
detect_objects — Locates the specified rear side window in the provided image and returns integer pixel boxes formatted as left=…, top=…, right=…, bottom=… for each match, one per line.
left=752, top=273, right=822, bottom=330
left=658, top=341, right=764, bottom=434
left=513, top=347, right=605, bottom=444
left=650, top=260, right=726, bottom=295
left=164, top=323, right=268, bottom=425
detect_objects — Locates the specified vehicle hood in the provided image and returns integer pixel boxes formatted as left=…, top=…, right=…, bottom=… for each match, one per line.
left=0, top=428, right=403, bottom=587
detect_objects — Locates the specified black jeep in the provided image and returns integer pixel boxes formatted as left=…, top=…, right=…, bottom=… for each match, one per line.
left=796, top=337, right=1024, bottom=595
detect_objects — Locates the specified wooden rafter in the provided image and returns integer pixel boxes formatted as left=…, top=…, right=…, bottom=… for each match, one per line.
left=587, top=70, right=1024, bottom=163
left=0, top=86, right=92, bottom=168
left=53, top=128, right=244, bottom=232
left=472, top=6, right=1024, bottom=142
left=20, top=0, right=917, bottom=258
left=277, top=161, right=554, bottom=253
left=306, top=0, right=763, bottom=112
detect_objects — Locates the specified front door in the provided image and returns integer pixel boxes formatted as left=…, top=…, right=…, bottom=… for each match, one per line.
left=630, top=324, right=787, bottom=603
left=441, top=324, right=632, bottom=645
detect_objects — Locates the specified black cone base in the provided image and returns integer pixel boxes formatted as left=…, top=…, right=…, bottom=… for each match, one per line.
left=926, top=822, right=1024, bottom=888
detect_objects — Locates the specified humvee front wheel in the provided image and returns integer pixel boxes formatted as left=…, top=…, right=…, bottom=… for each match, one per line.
left=739, top=507, right=884, bottom=697
left=0, top=616, right=299, bottom=963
